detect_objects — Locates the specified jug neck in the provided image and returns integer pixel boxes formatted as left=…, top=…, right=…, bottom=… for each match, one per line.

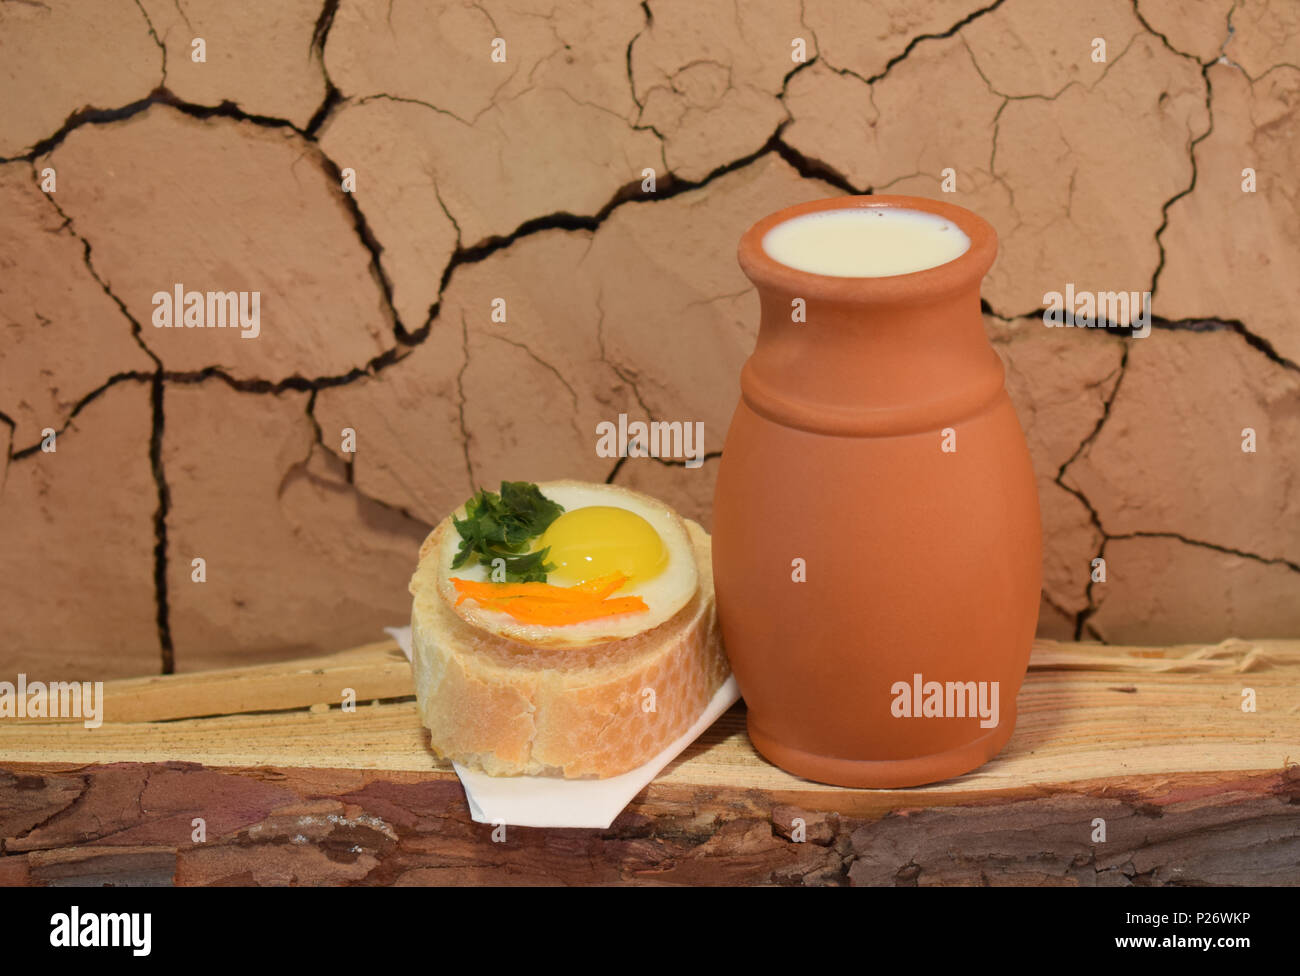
left=736, top=196, right=1001, bottom=437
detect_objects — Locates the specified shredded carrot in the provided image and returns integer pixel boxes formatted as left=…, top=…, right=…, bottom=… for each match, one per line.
left=449, top=572, right=648, bottom=625
left=569, top=573, right=630, bottom=601
left=484, top=595, right=648, bottom=625
left=450, top=577, right=608, bottom=606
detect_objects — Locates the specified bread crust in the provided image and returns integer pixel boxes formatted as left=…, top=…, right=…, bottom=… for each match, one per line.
left=409, top=517, right=729, bottom=778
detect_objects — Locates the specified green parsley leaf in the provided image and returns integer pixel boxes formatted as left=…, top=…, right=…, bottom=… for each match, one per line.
left=449, top=482, right=565, bottom=582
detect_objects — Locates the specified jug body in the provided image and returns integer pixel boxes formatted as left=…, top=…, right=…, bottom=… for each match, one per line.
left=712, top=195, right=1041, bottom=788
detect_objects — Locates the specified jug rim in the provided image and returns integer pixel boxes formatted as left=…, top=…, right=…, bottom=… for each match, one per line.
left=738, top=194, right=997, bottom=303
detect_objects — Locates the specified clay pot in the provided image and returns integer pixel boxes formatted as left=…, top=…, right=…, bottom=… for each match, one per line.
left=712, top=195, right=1041, bottom=788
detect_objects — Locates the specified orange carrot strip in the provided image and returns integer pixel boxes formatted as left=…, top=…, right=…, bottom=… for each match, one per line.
left=450, top=573, right=630, bottom=607
left=490, top=595, right=648, bottom=625
left=570, top=573, right=629, bottom=600
left=450, top=578, right=601, bottom=605
left=449, top=573, right=644, bottom=625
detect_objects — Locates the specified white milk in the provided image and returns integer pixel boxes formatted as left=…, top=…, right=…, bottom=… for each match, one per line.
left=762, top=207, right=970, bottom=277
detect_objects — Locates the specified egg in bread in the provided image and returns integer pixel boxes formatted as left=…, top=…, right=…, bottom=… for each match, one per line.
left=435, top=481, right=699, bottom=648
left=408, top=479, right=730, bottom=778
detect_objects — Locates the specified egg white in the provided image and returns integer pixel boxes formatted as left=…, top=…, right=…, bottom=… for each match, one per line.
left=436, top=480, right=700, bottom=648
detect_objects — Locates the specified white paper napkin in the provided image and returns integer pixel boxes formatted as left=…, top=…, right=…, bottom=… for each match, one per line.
left=384, top=625, right=741, bottom=829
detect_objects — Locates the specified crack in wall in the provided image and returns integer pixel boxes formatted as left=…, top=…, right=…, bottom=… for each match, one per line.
left=771, top=123, right=861, bottom=194
left=12, top=90, right=412, bottom=672
left=149, top=373, right=175, bottom=673
left=1058, top=345, right=1129, bottom=640
left=972, top=31, right=1158, bottom=272
left=132, top=0, right=167, bottom=85
left=35, top=181, right=162, bottom=369
left=624, top=1, right=651, bottom=113
left=430, top=179, right=463, bottom=257
left=8, top=372, right=156, bottom=461
left=304, top=85, right=344, bottom=138
left=20, top=154, right=413, bottom=435
left=1131, top=1, right=1201, bottom=65
left=303, top=388, right=326, bottom=470
left=1039, top=590, right=1077, bottom=630
left=353, top=91, right=475, bottom=127
left=22, top=167, right=174, bottom=667
left=19, top=90, right=412, bottom=347
left=1131, top=0, right=1241, bottom=70
left=815, top=0, right=1007, bottom=89
left=0, top=94, right=158, bottom=165
left=485, top=333, right=580, bottom=414
left=424, top=121, right=861, bottom=340
left=865, top=0, right=1006, bottom=85
left=1008, top=261, right=1300, bottom=630
left=990, top=300, right=1300, bottom=374
left=603, top=453, right=628, bottom=485
left=6, top=95, right=406, bottom=370
left=1058, top=332, right=1300, bottom=641
left=305, top=0, right=343, bottom=136
left=605, top=450, right=722, bottom=485
left=455, top=313, right=476, bottom=488
left=1219, top=2, right=1239, bottom=64
left=1149, top=60, right=1216, bottom=303
left=1113, top=531, right=1300, bottom=575
left=301, top=388, right=433, bottom=529
left=593, top=295, right=654, bottom=425
left=170, top=0, right=193, bottom=33
left=1153, top=316, right=1300, bottom=372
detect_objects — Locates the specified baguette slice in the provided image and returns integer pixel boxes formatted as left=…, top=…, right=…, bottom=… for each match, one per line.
left=409, top=517, right=729, bottom=778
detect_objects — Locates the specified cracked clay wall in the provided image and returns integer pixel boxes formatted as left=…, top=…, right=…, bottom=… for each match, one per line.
left=1, top=0, right=1297, bottom=678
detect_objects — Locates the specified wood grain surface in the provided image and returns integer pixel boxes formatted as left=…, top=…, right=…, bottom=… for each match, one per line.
left=1, top=637, right=1297, bottom=885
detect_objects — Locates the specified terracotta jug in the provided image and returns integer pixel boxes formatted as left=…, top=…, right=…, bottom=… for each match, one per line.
left=712, top=195, right=1041, bottom=788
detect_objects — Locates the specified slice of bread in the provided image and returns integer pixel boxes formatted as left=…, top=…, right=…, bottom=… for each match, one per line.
left=408, top=517, right=729, bottom=778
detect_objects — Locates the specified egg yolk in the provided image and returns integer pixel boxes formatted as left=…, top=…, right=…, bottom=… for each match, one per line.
left=537, top=506, right=668, bottom=586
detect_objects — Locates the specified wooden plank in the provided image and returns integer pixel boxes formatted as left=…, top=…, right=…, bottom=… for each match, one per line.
left=1027, top=637, right=1300, bottom=674
left=2, top=637, right=1298, bottom=885
left=4, top=640, right=415, bottom=725
left=2, top=638, right=1294, bottom=795
left=1, top=762, right=1294, bottom=885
